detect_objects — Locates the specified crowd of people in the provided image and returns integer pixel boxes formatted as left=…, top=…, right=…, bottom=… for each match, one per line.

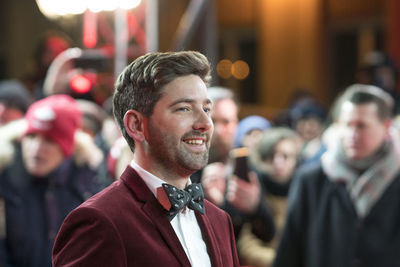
left=0, top=46, right=399, bottom=267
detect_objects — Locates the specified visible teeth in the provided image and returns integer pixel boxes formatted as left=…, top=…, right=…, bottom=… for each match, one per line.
left=186, top=139, right=203, bottom=145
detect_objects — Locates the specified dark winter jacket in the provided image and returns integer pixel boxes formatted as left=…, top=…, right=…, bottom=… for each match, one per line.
left=274, top=161, right=400, bottom=267
left=0, top=144, right=102, bottom=267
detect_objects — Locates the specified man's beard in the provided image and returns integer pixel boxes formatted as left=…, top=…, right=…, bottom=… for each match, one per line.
left=147, top=122, right=210, bottom=173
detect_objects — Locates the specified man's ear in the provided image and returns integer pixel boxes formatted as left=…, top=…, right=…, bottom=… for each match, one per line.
left=123, top=110, right=146, bottom=142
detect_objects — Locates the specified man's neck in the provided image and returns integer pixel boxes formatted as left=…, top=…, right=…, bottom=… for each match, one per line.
left=133, top=155, right=190, bottom=190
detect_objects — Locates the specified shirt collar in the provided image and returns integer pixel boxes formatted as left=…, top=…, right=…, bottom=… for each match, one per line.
left=130, top=160, right=192, bottom=197
left=130, top=160, right=165, bottom=197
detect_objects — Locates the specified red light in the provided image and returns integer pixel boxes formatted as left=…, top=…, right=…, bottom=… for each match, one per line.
left=84, top=33, right=97, bottom=49
left=70, top=74, right=92, bottom=94
left=83, top=10, right=97, bottom=48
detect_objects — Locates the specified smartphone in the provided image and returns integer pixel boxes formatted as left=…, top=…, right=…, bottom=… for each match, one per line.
left=229, top=147, right=250, bottom=182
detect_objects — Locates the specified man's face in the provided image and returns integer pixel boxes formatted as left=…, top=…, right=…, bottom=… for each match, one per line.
left=21, top=133, right=64, bottom=177
left=145, top=74, right=213, bottom=176
left=339, top=101, right=389, bottom=160
left=209, top=98, right=238, bottom=162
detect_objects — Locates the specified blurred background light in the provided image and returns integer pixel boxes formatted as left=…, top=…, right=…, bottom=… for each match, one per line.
left=36, top=0, right=85, bottom=17
left=36, top=0, right=141, bottom=17
left=217, top=59, right=233, bottom=79
left=70, top=73, right=92, bottom=94
left=87, top=0, right=118, bottom=12
left=119, top=0, right=142, bottom=10
left=232, top=60, right=250, bottom=80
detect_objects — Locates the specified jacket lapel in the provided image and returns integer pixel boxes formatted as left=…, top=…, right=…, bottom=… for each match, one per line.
left=120, top=166, right=191, bottom=267
left=196, top=203, right=223, bottom=267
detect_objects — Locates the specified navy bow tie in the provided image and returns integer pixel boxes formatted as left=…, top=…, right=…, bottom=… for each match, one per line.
left=157, top=183, right=205, bottom=221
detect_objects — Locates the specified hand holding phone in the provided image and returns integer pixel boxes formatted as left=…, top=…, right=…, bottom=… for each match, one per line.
left=227, top=147, right=262, bottom=213
left=229, top=147, right=250, bottom=181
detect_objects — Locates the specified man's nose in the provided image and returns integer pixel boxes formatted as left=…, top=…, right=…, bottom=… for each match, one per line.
left=193, top=111, right=213, bottom=132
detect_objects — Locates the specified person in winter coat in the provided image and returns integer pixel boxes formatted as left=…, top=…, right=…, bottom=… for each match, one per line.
left=237, top=127, right=301, bottom=267
left=274, top=84, right=400, bottom=267
left=0, top=94, right=102, bottom=267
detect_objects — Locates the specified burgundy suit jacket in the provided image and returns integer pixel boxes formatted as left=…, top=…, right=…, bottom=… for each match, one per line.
left=52, top=166, right=240, bottom=267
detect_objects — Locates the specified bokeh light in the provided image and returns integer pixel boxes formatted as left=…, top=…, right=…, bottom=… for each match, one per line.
left=232, top=60, right=250, bottom=80
left=36, top=0, right=141, bottom=18
left=217, top=59, right=233, bottom=79
left=70, top=74, right=92, bottom=94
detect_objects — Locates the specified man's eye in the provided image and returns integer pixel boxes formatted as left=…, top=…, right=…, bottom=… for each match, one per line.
left=176, top=107, right=190, bottom=112
left=203, top=107, right=211, bottom=113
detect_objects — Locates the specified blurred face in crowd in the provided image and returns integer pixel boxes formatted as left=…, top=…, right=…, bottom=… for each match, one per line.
left=295, top=117, right=323, bottom=142
left=242, top=129, right=264, bottom=150
left=210, top=98, right=238, bottom=162
left=0, top=103, right=24, bottom=126
left=339, top=101, right=389, bottom=160
left=267, top=138, right=298, bottom=183
left=144, top=74, right=214, bottom=178
left=22, top=133, right=64, bottom=177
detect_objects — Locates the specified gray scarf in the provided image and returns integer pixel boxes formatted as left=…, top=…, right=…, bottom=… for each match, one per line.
left=322, top=128, right=400, bottom=218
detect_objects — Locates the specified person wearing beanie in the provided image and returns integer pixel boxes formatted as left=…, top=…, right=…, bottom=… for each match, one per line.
left=233, top=115, right=271, bottom=148
left=0, top=94, right=102, bottom=267
left=25, top=94, right=80, bottom=151
left=0, top=79, right=33, bottom=126
left=289, top=97, right=327, bottom=166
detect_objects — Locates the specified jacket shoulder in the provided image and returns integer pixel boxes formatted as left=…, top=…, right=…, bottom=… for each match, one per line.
left=79, top=179, right=130, bottom=210
left=287, top=161, right=328, bottom=212
left=292, top=161, right=326, bottom=190
left=53, top=200, right=127, bottom=267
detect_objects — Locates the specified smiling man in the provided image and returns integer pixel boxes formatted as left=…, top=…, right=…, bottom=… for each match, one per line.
left=52, top=51, right=240, bottom=267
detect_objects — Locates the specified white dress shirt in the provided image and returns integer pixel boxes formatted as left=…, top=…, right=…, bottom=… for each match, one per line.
left=130, top=161, right=211, bottom=267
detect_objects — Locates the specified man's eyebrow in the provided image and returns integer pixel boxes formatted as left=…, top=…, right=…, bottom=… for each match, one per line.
left=168, top=98, right=212, bottom=107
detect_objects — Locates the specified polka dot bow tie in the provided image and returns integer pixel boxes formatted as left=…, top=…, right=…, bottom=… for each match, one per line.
left=156, top=183, right=205, bottom=221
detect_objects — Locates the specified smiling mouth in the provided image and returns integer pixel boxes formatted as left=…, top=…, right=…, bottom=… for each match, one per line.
left=184, top=139, right=205, bottom=145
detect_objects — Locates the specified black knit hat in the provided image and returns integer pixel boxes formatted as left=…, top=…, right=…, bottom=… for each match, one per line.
left=0, top=80, right=32, bottom=113
left=289, top=98, right=326, bottom=125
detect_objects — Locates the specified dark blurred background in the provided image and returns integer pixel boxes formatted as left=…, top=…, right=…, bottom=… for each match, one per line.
left=1, top=0, right=399, bottom=119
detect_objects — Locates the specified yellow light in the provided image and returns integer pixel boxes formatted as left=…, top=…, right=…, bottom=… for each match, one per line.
left=87, top=0, right=118, bottom=12
left=217, top=59, right=233, bottom=79
left=232, top=60, right=250, bottom=80
left=36, top=0, right=73, bottom=17
left=120, top=0, right=141, bottom=9
left=68, top=0, right=87, bottom=15
left=36, top=0, right=142, bottom=17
